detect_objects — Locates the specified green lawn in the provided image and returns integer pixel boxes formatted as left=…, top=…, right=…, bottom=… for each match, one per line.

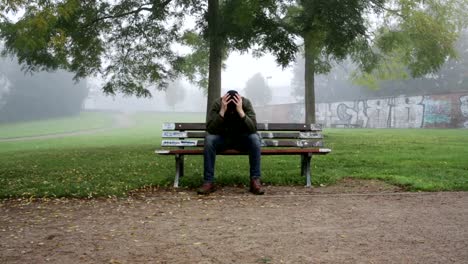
left=0, top=112, right=115, bottom=139
left=0, top=112, right=467, bottom=198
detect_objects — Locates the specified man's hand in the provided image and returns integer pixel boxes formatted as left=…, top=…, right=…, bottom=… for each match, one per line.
left=219, top=93, right=230, bottom=117
left=233, top=94, right=245, bottom=118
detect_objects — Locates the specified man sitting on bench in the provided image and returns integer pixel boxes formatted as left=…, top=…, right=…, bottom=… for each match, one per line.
left=197, top=90, right=265, bottom=195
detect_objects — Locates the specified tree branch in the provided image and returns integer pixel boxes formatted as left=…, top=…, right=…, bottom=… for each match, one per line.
left=0, top=13, right=8, bottom=21
left=91, top=6, right=152, bottom=25
left=369, top=0, right=404, bottom=18
left=272, top=12, right=302, bottom=36
left=89, top=0, right=173, bottom=25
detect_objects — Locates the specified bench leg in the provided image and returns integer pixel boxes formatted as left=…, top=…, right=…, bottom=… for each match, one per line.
left=301, top=154, right=306, bottom=177
left=304, top=153, right=312, bottom=187
left=180, top=155, right=184, bottom=178
left=174, top=154, right=184, bottom=188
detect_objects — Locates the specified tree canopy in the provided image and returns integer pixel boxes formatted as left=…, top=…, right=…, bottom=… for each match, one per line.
left=1, top=0, right=193, bottom=97
left=1, top=0, right=465, bottom=123
left=0, top=0, right=300, bottom=122
left=0, top=1, right=295, bottom=95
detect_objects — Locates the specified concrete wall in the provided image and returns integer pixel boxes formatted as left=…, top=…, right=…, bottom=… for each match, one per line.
left=256, top=92, right=468, bottom=128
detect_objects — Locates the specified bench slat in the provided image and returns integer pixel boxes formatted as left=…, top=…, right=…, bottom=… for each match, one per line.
left=161, top=139, right=323, bottom=147
left=260, top=132, right=322, bottom=139
left=162, top=122, right=323, bottom=131
left=162, top=131, right=323, bottom=139
left=155, top=148, right=332, bottom=155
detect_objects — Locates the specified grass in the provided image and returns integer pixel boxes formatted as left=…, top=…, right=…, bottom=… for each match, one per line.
left=0, top=112, right=115, bottom=139
left=0, top=111, right=467, bottom=198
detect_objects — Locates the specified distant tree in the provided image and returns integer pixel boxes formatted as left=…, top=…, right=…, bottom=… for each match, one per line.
left=0, top=56, right=88, bottom=123
left=351, top=1, right=468, bottom=91
left=283, top=0, right=464, bottom=123
left=418, top=29, right=468, bottom=92
left=243, top=73, right=272, bottom=106
left=291, top=28, right=468, bottom=103
left=371, top=29, right=468, bottom=97
left=165, top=80, right=186, bottom=110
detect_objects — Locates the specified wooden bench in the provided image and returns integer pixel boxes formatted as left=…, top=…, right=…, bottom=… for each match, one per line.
left=155, top=123, right=331, bottom=188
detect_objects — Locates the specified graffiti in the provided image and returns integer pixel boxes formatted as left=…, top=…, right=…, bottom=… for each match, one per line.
left=391, top=96, right=424, bottom=128
left=315, top=103, right=329, bottom=126
left=423, top=97, right=452, bottom=126
left=328, top=102, right=343, bottom=126
left=461, top=96, right=468, bottom=128
left=314, top=94, right=463, bottom=128
left=333, top=101, right=368, bottom=127
left=366, top=99, right=391, bottom=128
left=355, top=101, right=369, bottom=128
left=256, top=92, right=468, bottom=128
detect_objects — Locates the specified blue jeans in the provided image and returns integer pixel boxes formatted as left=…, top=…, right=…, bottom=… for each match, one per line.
left=203, top=133, right=261, bottom=183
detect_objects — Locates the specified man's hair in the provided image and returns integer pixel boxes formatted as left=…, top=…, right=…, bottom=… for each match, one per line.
left=226, top=90, right=238, bottom=111
left=227, top=90, right=238, bottom=99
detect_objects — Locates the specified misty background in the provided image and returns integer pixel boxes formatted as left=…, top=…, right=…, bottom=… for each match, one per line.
left=0, top=29, right=467, bottom=123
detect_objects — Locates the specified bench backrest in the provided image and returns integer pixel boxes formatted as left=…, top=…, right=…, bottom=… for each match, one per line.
left=161, top=123, right=325, bottom=148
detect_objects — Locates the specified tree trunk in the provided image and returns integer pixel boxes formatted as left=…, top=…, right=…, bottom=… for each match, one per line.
left=304, top=33, right=316, bottom=124
left=206, top=0, right=223, bottom=121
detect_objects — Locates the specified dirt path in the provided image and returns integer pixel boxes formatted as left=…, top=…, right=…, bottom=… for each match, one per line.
left=0, top=112, right=134, bottom=142
left=1, top=180, right=467, bottom=264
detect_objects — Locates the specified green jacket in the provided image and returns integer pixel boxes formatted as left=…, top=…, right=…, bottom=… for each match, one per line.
left=206, top=97, right=257, bottom=136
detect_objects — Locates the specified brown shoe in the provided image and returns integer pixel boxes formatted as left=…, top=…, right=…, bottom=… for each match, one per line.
left=197, top=182, right=216, bottom=195
left=250, top=178, right=265, bottom=195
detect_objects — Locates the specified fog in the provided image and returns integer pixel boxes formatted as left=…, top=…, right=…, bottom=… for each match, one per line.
left=0, top=51, right=297, bottom=122
left=83, top=52, right=296, bottom=113
left=0, top=56, right=88, bottom=123
left=0, top=73, right=11, bottom=110
left=1, top=0, right=467, bottom=128
left=84, top=79, right=208, bottom=113
left=1, top=31, right=467, bottom=125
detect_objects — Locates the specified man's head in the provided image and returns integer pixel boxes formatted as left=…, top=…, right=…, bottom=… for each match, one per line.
left=226, top=90, right=238, bottom=111
left=227, top=90, right=238, bottom=99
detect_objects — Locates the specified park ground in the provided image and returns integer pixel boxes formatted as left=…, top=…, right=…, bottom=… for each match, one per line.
left=0, top=112, right=467, bottom=263
left=1, top=179, right=468, bottom=264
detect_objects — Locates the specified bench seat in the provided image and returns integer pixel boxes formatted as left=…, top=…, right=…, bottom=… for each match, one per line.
left=156, top=148, right=331, bottom=155
left=155, top=122, right=331, bottom=187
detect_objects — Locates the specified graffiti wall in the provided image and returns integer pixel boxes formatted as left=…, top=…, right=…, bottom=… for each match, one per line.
left=256, top=92, right=468, bottom=128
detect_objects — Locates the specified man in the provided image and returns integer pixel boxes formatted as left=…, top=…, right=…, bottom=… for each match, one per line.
left=197, top=90, right=264, bottom=195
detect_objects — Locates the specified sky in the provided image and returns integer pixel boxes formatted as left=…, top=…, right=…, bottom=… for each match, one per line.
left=221, top=52, right=294, bottom=93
